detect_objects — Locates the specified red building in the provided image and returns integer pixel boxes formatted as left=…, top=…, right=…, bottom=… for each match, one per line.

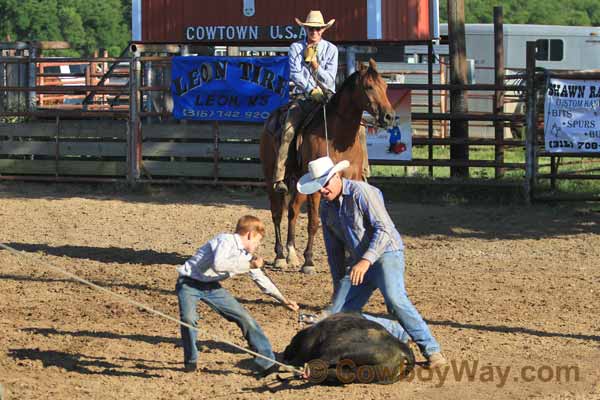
left=134, top=0, right=433, bottom=44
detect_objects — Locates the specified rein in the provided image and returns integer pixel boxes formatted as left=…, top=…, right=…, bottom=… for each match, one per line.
left=307, top=65, right=332, bottom=158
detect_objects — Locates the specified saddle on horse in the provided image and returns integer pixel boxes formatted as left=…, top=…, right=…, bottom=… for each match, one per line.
left=265, top=100, right=323, bottom=169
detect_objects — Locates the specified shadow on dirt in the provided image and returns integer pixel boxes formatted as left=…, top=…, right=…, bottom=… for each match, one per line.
left=7, top=348, right=162, bottom=378
left=0, top=273, right=173, bottom=296
left=4, top=242, right=187, bottom=266
left=369, top=313, right=600, bottom=343
left=0, top=272, right=312, bottom=312
left=426, top=319, right=600, bottom=342
left=21, top=327, right=251, bottom=355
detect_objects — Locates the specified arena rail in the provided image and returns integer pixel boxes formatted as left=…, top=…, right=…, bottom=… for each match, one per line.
left=2, top=39, right=597, bottom=201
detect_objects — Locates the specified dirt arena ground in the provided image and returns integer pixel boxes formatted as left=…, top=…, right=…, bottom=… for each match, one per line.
left=1, top=182, right=599, bottom=399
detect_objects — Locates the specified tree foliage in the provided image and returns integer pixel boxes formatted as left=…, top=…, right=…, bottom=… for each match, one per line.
left=0, top=0, right=131, bottom=56
left=440, top=0, right=600, bottom=26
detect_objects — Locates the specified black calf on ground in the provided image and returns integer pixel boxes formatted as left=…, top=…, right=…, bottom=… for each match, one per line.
left=283, top=313, right=415, bottom=385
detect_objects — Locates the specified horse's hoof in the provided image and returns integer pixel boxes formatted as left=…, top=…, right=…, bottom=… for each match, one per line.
left=286, top=253, right=301, bottom=268
left=300, top=265, right=317, bottom=274
left=274, top=258, right=287, bottom=269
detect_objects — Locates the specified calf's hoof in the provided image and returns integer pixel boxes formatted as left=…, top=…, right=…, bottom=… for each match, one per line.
left=274, top=258, right=287, bottom=269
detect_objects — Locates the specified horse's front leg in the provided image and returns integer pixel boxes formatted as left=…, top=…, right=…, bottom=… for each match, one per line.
left=268, top=190, right=287, bottom=269
left=301, top=192, right=321, bottom=274
left=286, top=191, right=306, bottom=269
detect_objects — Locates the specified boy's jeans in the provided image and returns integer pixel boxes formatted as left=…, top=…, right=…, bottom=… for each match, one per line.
left=176, top=277, right=275, bottom=370
left=329, top=250, right=441, bottom=357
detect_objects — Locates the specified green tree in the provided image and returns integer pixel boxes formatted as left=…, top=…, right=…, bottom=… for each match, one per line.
left=0, top=0, right=131, bottom=56
left=74, top=0, right=130, bottom=56
left=58, top=5, right=86, bottom=57
left=440, top=0, right=600, bottom=26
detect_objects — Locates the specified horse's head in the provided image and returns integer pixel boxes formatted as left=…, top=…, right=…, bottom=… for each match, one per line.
left=355, top=59, right=396, bottom=129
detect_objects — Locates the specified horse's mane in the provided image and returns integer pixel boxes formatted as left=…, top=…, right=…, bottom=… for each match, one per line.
left=326, top=67, right=379, bottom=113
left=327, top=70, right=360, bottom=112
left=300, top=67, right=378, bottom=136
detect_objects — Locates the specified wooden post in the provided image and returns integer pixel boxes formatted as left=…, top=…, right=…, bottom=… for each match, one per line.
left=550, top=156, right=557, bottom=190
left=447, top=0, right=469, bottom=177
left=85, top=60, right=91, bottom=105
left=55, top=116, right=60, bottom=176
left=0, top=49, right=5, bottom=113
left=179, top=45, right=189, bottom=126
left=428, top=40, right=434, bottom=177
left=102, top=49, right=108, bottom=104
left=128, top=50, right=142, bottom=183
left=145, top=58, right=153, bottom=122
left=525, top=41, right=537, bottom=203
left=27, top=44, right=37, bottom=112
left=213, top=122, right=220, bottom=183
left=493, top=6, right=505, bottom=178
left=440, top=58, right=448, bottom=137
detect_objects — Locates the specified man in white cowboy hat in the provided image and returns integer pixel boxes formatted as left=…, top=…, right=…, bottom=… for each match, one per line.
left=272, top=10, right=338, bottom=194
left=297, top=156, right=448, bottom=369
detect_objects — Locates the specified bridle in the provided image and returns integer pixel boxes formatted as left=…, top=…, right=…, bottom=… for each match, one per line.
left=357, top=72, right=390, bottom=129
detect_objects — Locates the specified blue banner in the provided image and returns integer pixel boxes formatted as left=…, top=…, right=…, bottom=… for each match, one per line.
left=171, top=56, right=289, bottom=122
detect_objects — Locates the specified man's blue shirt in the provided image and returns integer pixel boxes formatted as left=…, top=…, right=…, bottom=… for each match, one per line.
left=320, top=179, right=404, bottom=278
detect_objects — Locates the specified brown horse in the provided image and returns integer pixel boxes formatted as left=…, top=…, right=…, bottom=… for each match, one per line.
left=260, top=59, right=395, bottom=273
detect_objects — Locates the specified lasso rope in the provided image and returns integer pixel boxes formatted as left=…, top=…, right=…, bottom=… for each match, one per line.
left=307, top=66, right=331, bottom=159
left=0, top=242, right=304, bottom=376
left=322, top=103, right=330, bottom=158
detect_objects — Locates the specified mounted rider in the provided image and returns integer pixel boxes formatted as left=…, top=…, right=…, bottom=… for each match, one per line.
left=272, top=10, right=338, bottom=194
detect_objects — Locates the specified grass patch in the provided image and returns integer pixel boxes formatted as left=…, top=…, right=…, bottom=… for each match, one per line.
left=371, top=145, right=526, bottom=179
left=370, top=145, right=600, bottom=201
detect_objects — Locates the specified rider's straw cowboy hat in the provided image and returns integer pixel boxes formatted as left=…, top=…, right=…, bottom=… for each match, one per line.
left=295, top=10, right=335, bottom=30
left=297, top=156, right=349, bottom=195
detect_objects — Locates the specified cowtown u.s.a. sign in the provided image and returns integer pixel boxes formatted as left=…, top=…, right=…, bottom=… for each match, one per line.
left=171, top=56, right=289, bottom=122
left=185, top=25, right=307, bottom=41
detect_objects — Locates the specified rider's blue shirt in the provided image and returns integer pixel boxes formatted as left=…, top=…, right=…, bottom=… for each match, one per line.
left=289, top=39, right=338, bottom=95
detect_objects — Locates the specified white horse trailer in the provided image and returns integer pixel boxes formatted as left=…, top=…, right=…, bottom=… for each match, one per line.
left=439, top=23, right=600, bottom=84
left=404, top=24, right=600, bottom=137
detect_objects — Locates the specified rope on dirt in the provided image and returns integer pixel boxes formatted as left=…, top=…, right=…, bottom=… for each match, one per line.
left=0, top=242, right=304, bottom=376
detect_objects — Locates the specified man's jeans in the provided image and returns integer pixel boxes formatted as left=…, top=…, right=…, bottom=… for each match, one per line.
left=176, top=277, right=275, bottom=370
left=329, top=250, right=441, bottom=357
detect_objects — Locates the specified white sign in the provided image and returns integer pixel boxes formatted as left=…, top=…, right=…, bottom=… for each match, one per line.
left=366, top=120, right=412, bottom=161
left=544, top=78, right=600, bottom=153
left=365, top=88, right=412, bottom=160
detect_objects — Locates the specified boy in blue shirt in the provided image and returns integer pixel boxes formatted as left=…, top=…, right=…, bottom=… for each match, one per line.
left=176, top=215, right=299, bottom=375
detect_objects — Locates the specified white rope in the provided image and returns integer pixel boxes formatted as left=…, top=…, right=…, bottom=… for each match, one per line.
left=0, top=242, right=303, bottom=376
left=322, top=103, right=330, bottom=158
left=307, top=62, right=331, bottom=158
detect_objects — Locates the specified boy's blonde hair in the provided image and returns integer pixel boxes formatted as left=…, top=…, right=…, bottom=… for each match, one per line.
left=235, top=215, right=265, bottom=237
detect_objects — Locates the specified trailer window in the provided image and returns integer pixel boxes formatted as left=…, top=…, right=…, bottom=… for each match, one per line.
left=43, top=66, right=61, bottom=74
left=550, top=39, right=563, bottom=61
left=535, top=39, right=563, bottom=61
